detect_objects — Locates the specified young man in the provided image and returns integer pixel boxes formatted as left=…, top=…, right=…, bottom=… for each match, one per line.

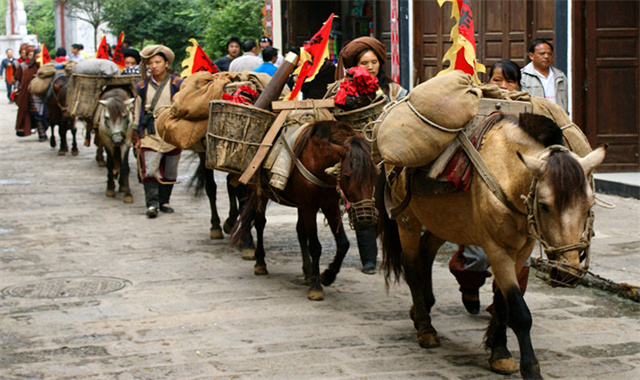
left=521, top=39, right=568, bottom=114
left=253, top=46, right=278, bottom=77
left=213, top=36, right=241, bottom=72
left=228, top=40, right=263, bottom=73
left=258, top=36, right=283, bottom=67
left=0, top=48, right=15, bottom=102
left=121, top=48, right=141, bottom=75
left=134, top=45, right=183, bottom=218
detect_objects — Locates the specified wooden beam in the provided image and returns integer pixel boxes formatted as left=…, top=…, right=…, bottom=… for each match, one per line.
left=271, top=99, right=335, bottom=111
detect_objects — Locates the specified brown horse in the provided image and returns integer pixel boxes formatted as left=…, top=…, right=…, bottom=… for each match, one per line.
left=235, top=120, right=379, bottom=300
left=46, top=73, right=79, bottom=155
left=378, top=113, right=606, bottom=379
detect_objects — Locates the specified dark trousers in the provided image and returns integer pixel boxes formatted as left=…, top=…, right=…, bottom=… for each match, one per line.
left=5, top=80, right=12, bottom=101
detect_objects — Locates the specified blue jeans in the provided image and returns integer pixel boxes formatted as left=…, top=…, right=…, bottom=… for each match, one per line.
left=5, top=80, right=13, bottom=101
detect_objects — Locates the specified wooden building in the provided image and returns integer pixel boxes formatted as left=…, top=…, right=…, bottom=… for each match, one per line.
left=272, top=0, right=639, bottom=171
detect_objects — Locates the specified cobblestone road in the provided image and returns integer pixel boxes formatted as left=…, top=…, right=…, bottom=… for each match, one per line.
left=1, top=92, right=639, bottom=379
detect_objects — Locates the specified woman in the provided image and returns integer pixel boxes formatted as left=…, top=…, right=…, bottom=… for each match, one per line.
left=449, top=59, right=529, bottom=315
left=334, top=36, right=407, bottom=101
left=134, top=45, right=183, bottom=218
left=14, top=45, right=44, bottom=139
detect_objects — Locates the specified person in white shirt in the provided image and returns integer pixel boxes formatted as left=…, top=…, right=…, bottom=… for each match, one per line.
left=520, top=39, right=568, bottom=114
left=228, top=40, right=263, bottom=73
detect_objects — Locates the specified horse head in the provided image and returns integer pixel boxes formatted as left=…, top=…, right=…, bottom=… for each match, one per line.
left=519, top=144, right=606, bottom=287
left=326, top=133, right=380, bottom=230
left=98, top=88, right=135, bottom=146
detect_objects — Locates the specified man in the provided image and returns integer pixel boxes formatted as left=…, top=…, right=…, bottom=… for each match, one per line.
left=253, top=46, right=278, bottom=77
left=521, top=39, right=568, bottom=114
left=228, top=40, right=263, bottom=73
left=258, top=36, right=283, bottom=67
left=134, top=45, right=183, bottom=218
left=69, top=43, right=86, bottom=62
left=213, top=36, right=241, bottom=72
left=121, top=47, right=141, bottom=75
left=0, top=48, right=15, bottom=103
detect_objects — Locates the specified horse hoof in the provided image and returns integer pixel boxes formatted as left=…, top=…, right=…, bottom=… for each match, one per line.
left=210, top=228, right=223, bottom=239
left=418, top=332, right=440, bottom=348
left=106, top=189, right=116, bottom=197
left=50, top=136, right=56, bottom=148
left=321, top=270, right=336, bottom=286
left=57, top=150, right=67, bottom=156
left=308, top=289, right=324, bottom=301
left=71, top=149, right=79, bottom=156
left=97, top=160, right=106, bottom=167
left=223, top=219, right=236, bottom=234
left=489, top=358, right=519, bottom=375
left=241, top=248, right=255, bottom=260
left=123, top=195, right=134, bottom=204
left=84, top=139, right=90, bottom=147
left=254, top=264, right=268, bottom=275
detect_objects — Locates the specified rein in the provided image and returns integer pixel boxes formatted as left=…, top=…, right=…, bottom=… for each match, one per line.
left=520, top=145, right=595, bottom=287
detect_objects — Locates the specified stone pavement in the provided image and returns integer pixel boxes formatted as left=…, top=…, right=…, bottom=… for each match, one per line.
left=1, top=90, right=639, bottom=379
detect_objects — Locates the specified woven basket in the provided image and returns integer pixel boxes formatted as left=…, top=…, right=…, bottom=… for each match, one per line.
left=206, top=100, right=276, bottom=174
left=332, top=95, right=387, bottom=134
left=68, top=74, right=140, bottom=118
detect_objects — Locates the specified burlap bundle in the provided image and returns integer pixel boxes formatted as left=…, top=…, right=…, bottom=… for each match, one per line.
left=156, top=107, right=208, bottom=150
left=171, top=71, right=236, bottom=120
left=376, top=70, right=482, bottom=167
left=29, top=76, right=52, bottom=95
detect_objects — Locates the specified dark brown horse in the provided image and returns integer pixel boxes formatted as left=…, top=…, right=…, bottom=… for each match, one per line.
left=46, top=73, right=79, bottom=155
left=235, top=120, right=379, bottom=300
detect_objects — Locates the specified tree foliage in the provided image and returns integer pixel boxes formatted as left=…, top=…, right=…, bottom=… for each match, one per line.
left=201, top=0, right=264, bottom=60
left=102, top=0, right=203, bottom=67
left=65, top=0, right=106, bottom=49
left=24, top=0, right=56, bottom=50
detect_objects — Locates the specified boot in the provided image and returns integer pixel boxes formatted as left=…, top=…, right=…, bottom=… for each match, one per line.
left=144, top=182, right=159, bottom=218
left=36, top=121, right=47, bottom=142
left=449, top=245, right=491, bottom=314
left=159, top=184, right=174, bottom=213
left=356, top=225, right=378, bottom=274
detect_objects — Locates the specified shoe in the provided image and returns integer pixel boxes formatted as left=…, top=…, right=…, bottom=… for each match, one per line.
left=362, top=263, right=377, bottom=275
left=146, top=206, right=158, bottom=218
left=462, top=292, right=480, bottom=314
left=38, top=134, right=47, bottom=142
left=159, top=203, right=174, bottom=213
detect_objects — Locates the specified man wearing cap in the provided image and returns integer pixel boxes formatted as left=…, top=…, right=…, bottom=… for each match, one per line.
left=258, top=36, right=283, bottom=67
left=228, top=40, right=262, bottom=73
left=134, top=45, right=184, bottom=218
left=122, top=48, right=141, bottom=75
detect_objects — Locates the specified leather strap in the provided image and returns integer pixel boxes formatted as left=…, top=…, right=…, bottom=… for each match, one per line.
left=282, top=133, right=334, bottom=189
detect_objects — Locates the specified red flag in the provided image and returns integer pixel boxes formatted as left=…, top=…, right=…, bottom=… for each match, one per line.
left=437, top=0, right=485, bottom=83
left=37, top=43, right=51, bottom=66
left=112, top=31, right=125, bottom=70
left=286, top=13, right=334, bottom=100
left=95, top=35, right=110, bottom=59
left=180, top=38, right=219, bottom=78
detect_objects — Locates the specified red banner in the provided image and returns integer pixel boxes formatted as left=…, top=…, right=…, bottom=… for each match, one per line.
left=37, top=43, right=51, bottom=66
left=180, top=38, right=219, bottom=78
left=95, top=35, right=109, bottom=59
left=112, top=32, right=125, bottom=70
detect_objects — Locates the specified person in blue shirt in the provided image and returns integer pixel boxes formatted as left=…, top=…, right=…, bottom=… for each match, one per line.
left=253, top=46, right=278, bottom=77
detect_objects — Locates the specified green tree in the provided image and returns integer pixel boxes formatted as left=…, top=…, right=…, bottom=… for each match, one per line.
left=65, top=0, right=106, bottom=50
left=102, top=0, right=203, bottom=67
left=201, top=0, right=264, bottom=60
left=24, top=0, right=56, bottom=50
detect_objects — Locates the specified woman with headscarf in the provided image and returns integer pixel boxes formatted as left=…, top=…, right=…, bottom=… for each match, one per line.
left=134, top=45, right=184, bottom=218
left=14, top=45, right=46, bottom=139
left=333, top=36, right=407, bottom=101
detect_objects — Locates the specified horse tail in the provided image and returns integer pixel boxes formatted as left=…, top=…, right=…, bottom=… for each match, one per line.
left=376, top=169, right=404, bottom=287
left=188, top=152, right=207, bottom=197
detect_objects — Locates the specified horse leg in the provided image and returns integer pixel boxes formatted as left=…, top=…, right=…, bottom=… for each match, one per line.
left=296, top=209, right=312, bottom=285
left=50, top=124, right=57, bottom=148
left=198, top=154, right=223, bottom=239
left=70, top=122, right=79, bottom=156
left=485, top=241, right=540, bottom=378
left=121, top=148, right=133, bottom=203
left=320, top=204, right=350, bottom=287
left=223, top=173, right=239, bottom=233
left=105, top=150, right=116, bottom=198
left=95, top=132, right=106, bottom=167
left=58, top=124, right=68, bottom=155
left=253, top=196, right=268, bottom=275
left=236, top=184, right=255, bottom=259
left=298, top=207, right=323, bottom=301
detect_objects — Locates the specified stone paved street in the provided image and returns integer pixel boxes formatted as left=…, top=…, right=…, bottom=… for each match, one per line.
left=1, top=90, right=639, bottom=379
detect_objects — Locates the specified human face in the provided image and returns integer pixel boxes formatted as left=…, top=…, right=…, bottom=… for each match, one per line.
left=357, top=50, right=380, bottom=77
left=71, top=46, right=79, bottom=55
left=27, top=51, right=34, bottom=62
left=124, top=56, right=137, bottom=67
left=6, top=49, right=13, bottom=59
left=259, top=41, right=269, bottom=51
left=228, top=42, right=241, bottom=58
left=528, top=43, right=553, bottom=72
left=148, top=55, right=169, bottom=80
left=20, top=48, right=27, bottom=60
left=489, top=67, right=519, bottom=91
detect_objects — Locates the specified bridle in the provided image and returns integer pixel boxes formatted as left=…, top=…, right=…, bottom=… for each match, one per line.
left=520, top=145, right=595, bottom=287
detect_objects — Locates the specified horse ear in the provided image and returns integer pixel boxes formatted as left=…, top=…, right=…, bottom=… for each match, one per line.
left=517, top=151, right=546, bottom=177
left=98, top=100, right=108, bottom=106
left=578, top=145, right=607, bottom=176
left=124, top=98, right=135, bottom=106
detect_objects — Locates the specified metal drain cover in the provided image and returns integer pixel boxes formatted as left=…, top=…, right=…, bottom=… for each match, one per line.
left=2, top=276, right=130, bottom=299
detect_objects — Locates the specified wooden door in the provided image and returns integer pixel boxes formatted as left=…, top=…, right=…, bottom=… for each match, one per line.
left=573, top=0, right=640, bottom=171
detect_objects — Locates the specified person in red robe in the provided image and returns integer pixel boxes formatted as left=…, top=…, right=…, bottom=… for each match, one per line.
left=14, top=45, right=45, bottom=139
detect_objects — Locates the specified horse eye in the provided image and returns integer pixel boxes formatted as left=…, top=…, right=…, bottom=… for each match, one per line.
left=539, top=203, right=550, bottom=213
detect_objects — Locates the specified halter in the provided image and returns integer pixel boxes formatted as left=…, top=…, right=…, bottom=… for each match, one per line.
left=520, top=145, right=595, bottom=287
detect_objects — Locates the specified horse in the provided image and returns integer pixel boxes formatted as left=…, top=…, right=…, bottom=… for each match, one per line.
left=46, top=73, right=79, bottom=156
left=378, top=112, right=606, bottom=379
left=95, top=87, right=136, bottom=203
left=235, top=120, right=380, bottom=301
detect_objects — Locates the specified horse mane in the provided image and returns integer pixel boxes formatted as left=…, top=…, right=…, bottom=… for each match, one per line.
left=293, top=120, right=355, bottom=157
left=343, top=135, right=378, bottom=186
left=518, top=113, right=565, bottom=147
left=101, top=88, right=130, bottom=123
left=546, top=149, right=587, bottom=211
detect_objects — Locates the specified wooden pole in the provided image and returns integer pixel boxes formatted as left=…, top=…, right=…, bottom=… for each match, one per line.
left=253, top=51, right=299, bottom=110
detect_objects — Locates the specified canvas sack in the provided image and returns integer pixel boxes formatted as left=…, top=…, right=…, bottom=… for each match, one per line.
left=72, top=58, right=120, bottom=76
left=156, top=107, right=208, bottom=150
left=171, top=71, right=236, bottom=120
